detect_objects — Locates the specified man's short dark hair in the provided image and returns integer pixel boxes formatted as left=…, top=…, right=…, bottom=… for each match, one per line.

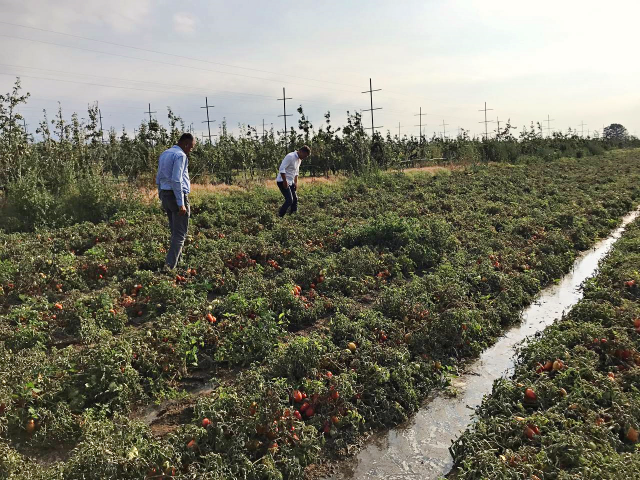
left=178, top=133, right=195, bottom=144
left=299, top=145, right=311, bottom=154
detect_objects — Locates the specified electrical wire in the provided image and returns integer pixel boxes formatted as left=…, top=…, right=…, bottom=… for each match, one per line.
left=0, top=34, right=364, bottom=95
left=0, top=20, right=364, bottom=89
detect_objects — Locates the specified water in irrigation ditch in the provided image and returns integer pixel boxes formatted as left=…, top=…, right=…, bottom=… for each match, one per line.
left=326, top=207, right=640, bottom=480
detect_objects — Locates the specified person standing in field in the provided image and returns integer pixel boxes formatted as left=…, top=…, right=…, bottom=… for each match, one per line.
left=156, top=133, right=196, bottom=269
left=276, top=145, right=311, bottom=217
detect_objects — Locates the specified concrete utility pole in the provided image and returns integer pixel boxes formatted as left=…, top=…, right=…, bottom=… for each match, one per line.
left=98, top=106, right=105, bottom=143
left=478, top=102, right=494, bottom=140
left=277, top=87, right=292, bottom=149
left=578, top=120, right=587, bottom=138
left=545, top=114, right=554, bottom=137
left=145, top=103, right=156, bottom=124
left=362, top=78, right=382, bottom=134
left=440, top=119, right=449, bottom=140
left=201, top=97, right=216, bottom=144
left=414, top=107, right=427, bottom=143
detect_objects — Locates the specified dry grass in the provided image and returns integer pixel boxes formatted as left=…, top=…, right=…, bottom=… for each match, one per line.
left=139, top=165, right=458, bottom=203
left=402, top=164, right=463, bottom=174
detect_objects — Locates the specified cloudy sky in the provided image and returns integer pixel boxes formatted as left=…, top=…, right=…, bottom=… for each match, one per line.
left=0, top=0, right=638, bottom=140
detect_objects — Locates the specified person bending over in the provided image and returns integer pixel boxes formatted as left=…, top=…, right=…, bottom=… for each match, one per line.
left=275, top=145, right=311, bottom=217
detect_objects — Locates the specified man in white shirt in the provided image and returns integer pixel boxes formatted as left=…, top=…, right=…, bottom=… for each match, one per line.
left=275, top=145, right=311, bottom=217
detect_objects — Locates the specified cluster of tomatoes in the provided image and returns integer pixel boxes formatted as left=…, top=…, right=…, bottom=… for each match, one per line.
left=267, top=259, right=281, bottom=271
left=96, top=264, right=108, bottom=280
left=225, top=252, right=257, bottom=271
left=375, top=269, right=391, bottom=280
left=291, top=284, right=317, bottom=309
left=534, top=359, right=564, bottom=374
left=489, top=254, right=502, bottom=270
left=304, top=239, right=325, bottom=251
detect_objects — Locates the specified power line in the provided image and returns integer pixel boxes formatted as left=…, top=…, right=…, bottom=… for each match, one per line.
left=0, top=21, right=363, bottom=90
left=0, top=34, right=362, bottom=95
left=0, top=63, right=386, bottom=116
left=0, top=62, right=279, bottom=100
left=0, top=61, right=488, bottom=124
left=0, top=70, right=376, bottom=125
left=0, top=21, right=458, bottom=106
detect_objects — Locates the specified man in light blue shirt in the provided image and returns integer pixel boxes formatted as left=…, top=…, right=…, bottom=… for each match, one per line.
left=156, top=133, right=196, bottom=269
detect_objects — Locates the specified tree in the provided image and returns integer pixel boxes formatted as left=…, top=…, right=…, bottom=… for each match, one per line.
left=0, top=78, right=30, bottom=183
left=603, top=123, right=628, bottom=141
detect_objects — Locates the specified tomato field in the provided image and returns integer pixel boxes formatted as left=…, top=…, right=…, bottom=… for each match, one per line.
left=1, top=150, right=640, bottom=479
left=450, top=209, right=640, bottom=479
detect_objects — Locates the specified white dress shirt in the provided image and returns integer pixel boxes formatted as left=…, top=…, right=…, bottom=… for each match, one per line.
left=275, top=151, right=301, bottom=186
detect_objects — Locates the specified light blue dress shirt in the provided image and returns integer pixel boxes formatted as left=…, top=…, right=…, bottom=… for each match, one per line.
left=156, top=145, right=190, bottom=207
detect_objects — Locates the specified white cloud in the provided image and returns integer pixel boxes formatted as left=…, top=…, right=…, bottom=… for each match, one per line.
left=0, top=0, right=151, bottom=32
left=173, top=13, right=196, bottom=34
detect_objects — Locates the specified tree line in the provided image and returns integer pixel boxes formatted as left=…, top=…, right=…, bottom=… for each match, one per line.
left=0, top=78, right=638, bottom=231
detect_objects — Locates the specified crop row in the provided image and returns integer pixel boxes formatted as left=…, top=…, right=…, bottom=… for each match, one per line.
left=450, top=215, right=640, bottom=478
left=1, top=152, right=640, bottom=478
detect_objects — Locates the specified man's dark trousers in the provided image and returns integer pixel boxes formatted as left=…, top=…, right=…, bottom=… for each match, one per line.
left=160, top=190, right=190, bottom=269
left=277, top=182, right=297, bottom=217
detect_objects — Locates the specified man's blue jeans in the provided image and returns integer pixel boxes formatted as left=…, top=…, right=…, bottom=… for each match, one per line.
left=277, top=182, right=297, bottom=217
left=160, top=190, right=190, bottom=269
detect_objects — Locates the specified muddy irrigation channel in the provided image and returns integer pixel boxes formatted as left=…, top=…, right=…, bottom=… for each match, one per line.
left=325, top=207, right=640, bottom=480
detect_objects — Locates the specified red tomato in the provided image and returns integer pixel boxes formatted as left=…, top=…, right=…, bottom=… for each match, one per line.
left=26, top=419, right=36, bottom=434
left=202, top=418, right=211, bottom=428
left=524, top=388, right=537, bottom=402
